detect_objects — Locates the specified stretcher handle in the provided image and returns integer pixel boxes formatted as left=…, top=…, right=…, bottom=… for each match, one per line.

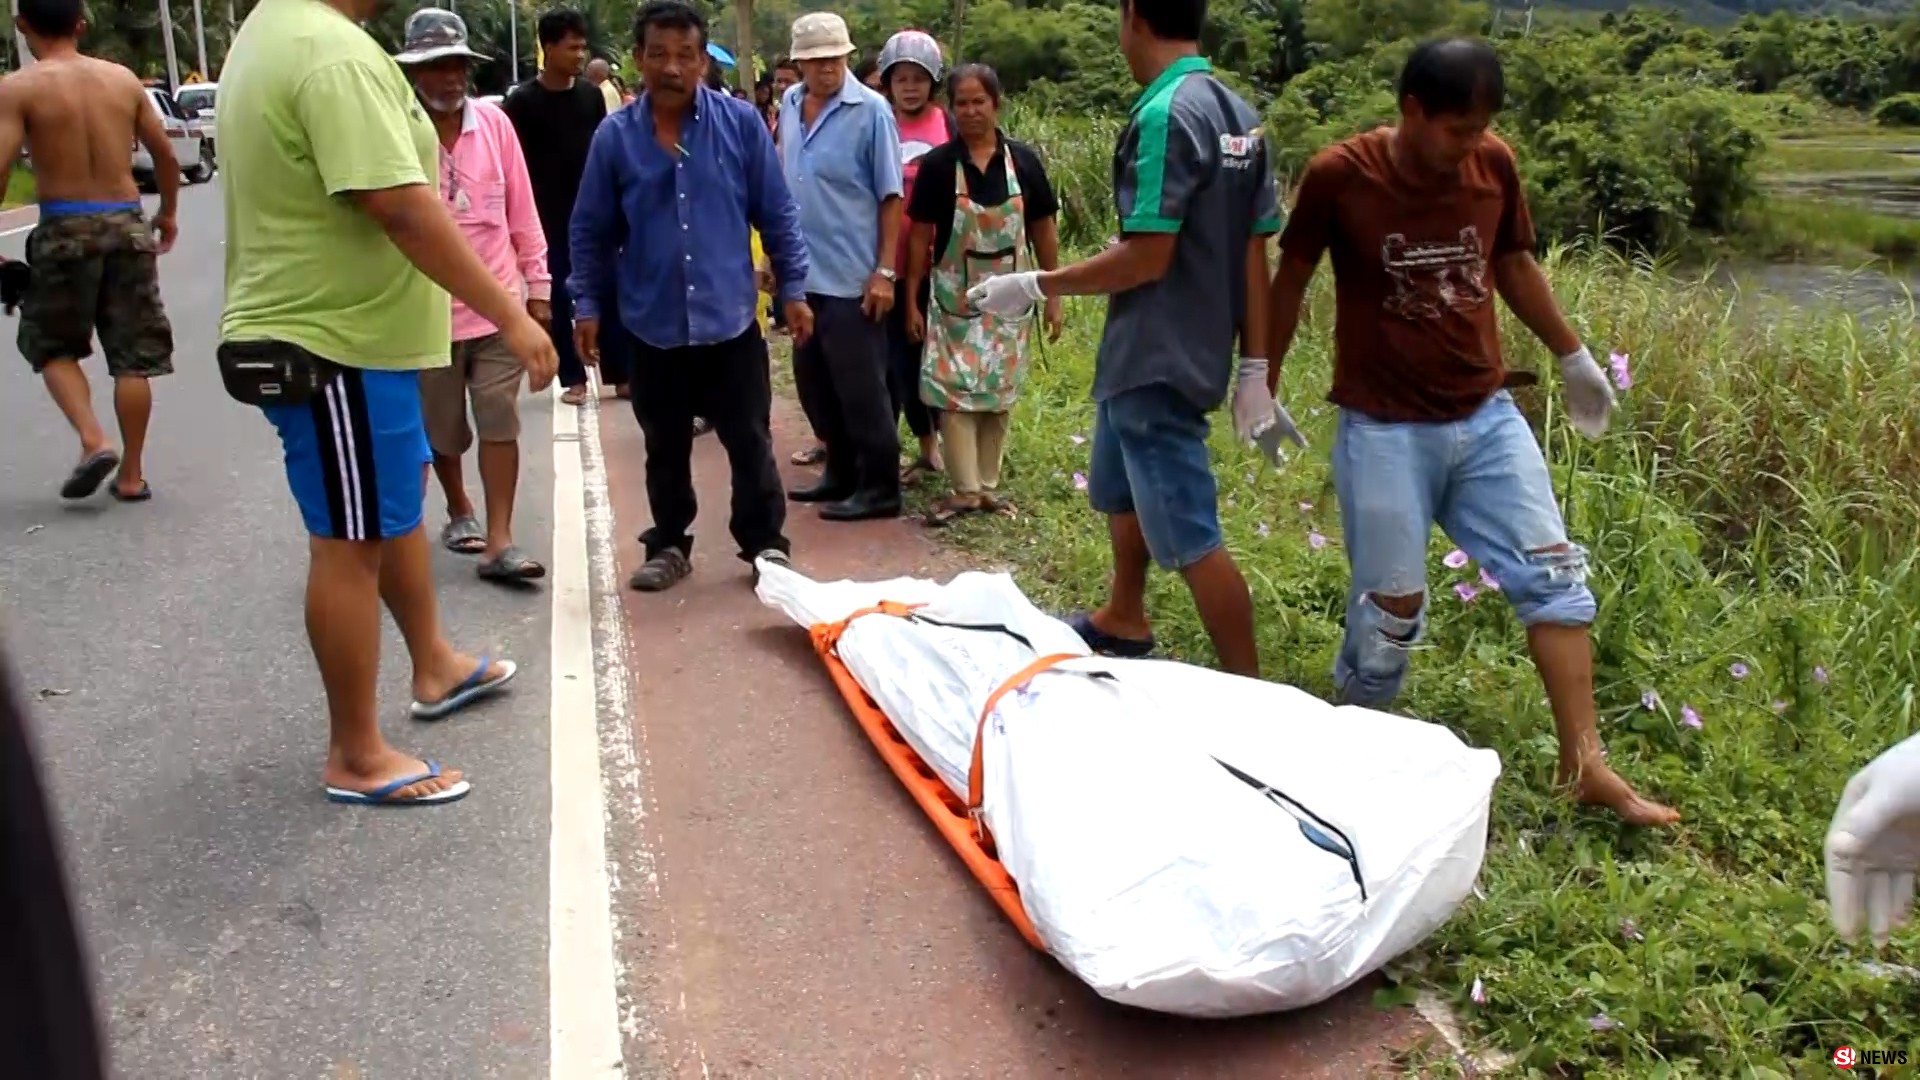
left=967, top=653, right=1084, bottom=845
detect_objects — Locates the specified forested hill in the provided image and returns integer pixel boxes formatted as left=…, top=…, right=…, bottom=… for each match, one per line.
left=1545, top=0, right=1909, bottom=23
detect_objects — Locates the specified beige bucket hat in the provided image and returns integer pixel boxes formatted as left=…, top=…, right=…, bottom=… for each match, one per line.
left=789, top=12, right=855, bottom=61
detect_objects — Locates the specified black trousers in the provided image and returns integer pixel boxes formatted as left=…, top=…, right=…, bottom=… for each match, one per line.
left=885, top=279, right=937, bottom=443
left=629, top=324, right=789, bottom=563
left=793, top=292, right=900, bottom=493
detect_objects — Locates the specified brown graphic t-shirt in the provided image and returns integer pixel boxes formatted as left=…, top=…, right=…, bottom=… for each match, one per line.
left=1278, top=127, right=1536, bottom=422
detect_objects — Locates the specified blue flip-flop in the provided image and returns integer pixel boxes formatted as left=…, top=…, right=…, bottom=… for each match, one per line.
left=325, top=759, right=471, bottom=806
left=410, top=656, right=518, bottom=721
left=1065, top=611, right=1155, bottom=658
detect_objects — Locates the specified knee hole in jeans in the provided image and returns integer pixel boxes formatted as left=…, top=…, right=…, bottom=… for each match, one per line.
left=1367, top=590, right=1425, bottom=627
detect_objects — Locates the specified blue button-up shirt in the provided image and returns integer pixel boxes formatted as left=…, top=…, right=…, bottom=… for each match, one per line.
left=777, top=77, right=902, bottom=300
left=569, top=87, right=807, bottom=349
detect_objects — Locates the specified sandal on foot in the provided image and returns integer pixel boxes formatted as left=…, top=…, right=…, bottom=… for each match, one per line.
left=561, top=386, right=589, bottom=406
left=900, top=456, right=940, bottom=485
left=1065, top=610, right=1155, bottom=658
left=983, top=494, right=1017, bottom=517
left=410, top=656, right=518, bottom=721
left=629, top=548, right=692, bottom=592
left=441, top=516, right=486, bottom=554
left=325, top=759, right=471, bottom=806
left=478, top=545, right=546, bottom=582
left=61, top=449, right=120, bottom=500
left=922, top=498, right=981, bottom=528
left=110, top=479, right=152, bottom=503
left=790, top=445, right=826, bottom=467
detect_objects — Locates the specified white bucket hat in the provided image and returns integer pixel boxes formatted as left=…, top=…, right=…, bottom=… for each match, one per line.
left=789, top=13, right=855, bottom=62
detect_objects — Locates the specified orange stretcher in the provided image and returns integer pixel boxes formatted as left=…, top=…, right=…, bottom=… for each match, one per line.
left=811, top=602, right=1088, bottom=952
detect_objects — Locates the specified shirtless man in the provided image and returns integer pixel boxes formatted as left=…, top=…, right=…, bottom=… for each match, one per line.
left=0, top=0, right=178, bottom=502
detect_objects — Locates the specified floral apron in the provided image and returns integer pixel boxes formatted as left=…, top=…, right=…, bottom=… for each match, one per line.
left=921, top=146, right=1032, bottom=413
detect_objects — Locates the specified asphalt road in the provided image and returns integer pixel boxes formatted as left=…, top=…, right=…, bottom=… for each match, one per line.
left=0, top=182, right=561, bottom=1078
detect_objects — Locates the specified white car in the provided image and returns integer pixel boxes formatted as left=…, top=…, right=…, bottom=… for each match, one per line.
left=174, top=82, right=217, bottom=158
left=133, top=87, right=214, bottom=191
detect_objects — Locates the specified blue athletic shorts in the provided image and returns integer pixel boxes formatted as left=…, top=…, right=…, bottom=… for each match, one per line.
left=261, top=360, right=432, bottom=542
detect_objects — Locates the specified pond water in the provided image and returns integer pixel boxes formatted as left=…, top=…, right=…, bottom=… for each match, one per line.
left=1733, top=164, right=1920, bottom=313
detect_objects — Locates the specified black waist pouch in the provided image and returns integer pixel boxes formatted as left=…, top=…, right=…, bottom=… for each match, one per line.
left=215, top=340, right=341, bottom=407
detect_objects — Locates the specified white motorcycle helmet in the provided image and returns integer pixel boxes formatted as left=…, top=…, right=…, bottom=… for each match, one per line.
left=878, top=29, right=944, bottom=85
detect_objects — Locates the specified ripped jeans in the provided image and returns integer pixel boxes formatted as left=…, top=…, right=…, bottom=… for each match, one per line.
left=1331, top=391, right=1595, bottom=709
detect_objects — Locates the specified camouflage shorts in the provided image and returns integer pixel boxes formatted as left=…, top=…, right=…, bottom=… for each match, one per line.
left=18, top=209, right=174, bottom=378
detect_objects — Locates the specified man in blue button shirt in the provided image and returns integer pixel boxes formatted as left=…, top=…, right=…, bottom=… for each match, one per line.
left=569, top=0, right=813, bottom=593
left=778, top=12, right=907, bottom=522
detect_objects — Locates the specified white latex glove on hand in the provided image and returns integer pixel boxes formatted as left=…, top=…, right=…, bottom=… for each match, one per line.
left=1557, top=344, right=1616, bottom=438
left=1826, top=732, right=1920, bottom=946
left=1231, top=357, right=1308, bottom=467
left=967, top=271, right=1044, bottom=317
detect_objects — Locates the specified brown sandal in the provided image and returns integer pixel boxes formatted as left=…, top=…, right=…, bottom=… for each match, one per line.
left=900, top=456, right=940, bottom=486
left=922, top=497, right=981, bottom=528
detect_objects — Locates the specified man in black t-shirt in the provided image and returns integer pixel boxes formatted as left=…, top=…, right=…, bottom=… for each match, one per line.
left=503, top=9, right=630, bottom=405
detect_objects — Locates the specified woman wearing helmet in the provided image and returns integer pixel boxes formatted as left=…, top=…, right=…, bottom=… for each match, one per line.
left=879, top=29, right=956, bottom=487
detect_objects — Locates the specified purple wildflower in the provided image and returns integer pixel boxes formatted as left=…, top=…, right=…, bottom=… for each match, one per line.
left=1619, top=917, right=1644, bottom=942
left=1443, top=548, right=1470, bottom=569
left=1814, top=665, right=1830, bottom=685
left=1470, top=976, right=1487, bottom=1005
left=1256, top=522, right=1271, bottom=538
left=1641, top=689, right=1661, bottom=711
left=1071, top=471, right=1088, bottom=491
left=1307, top=530, right=1329, bottom=550
left=1681, top=704, right=1702, bottom=729
left=1454, top=581, right=1480, bottom=603
left=1479, top=567, right=1501, bottom=591
left=1589, top=1013, right=1621, bottom=1032
left=1730, top=662, right=1749, bottom=680
left=1608, top=350, right=1632, bottom=391
left=1772, top=699, right=1789, bottom=714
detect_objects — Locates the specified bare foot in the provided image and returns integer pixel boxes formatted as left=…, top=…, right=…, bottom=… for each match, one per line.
left=413, top=646, right=512, bottom=706
left=1559, top=760, right=1681, bottom=827
left=324, top=747, right=465, bottom=801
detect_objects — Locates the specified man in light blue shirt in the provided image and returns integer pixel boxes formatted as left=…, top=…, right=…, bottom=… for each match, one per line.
left=778, top=12, right=906, bottom=522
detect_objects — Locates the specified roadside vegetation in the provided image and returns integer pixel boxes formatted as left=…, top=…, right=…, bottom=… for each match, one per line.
left=903, top=101, right=1920, bottom=1076
left=3, top=167, right=34, bottom=209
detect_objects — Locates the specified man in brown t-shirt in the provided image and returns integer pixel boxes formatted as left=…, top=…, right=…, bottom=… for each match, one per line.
left=1266, top=37, right=1676, bottom=828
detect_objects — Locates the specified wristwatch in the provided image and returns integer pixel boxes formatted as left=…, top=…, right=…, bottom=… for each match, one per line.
left=875, top=266, right=897, bottom=282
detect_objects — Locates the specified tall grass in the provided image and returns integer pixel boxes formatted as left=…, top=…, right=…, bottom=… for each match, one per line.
left=968, top=106, right=1920, bottom=1074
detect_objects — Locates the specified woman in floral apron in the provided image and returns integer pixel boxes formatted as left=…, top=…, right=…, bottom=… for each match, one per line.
left=903, top=65, right=1064, bottom=526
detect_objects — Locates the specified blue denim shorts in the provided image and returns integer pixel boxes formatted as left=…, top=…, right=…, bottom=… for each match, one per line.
left=1086, top=383, right=1222, bottom=570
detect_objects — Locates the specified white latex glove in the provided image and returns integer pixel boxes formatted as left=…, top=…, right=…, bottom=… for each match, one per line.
left=1826, top=732, right=1920, bottom=946
left=1557, top=344, right=1616, bottom=438
left=967, top=271, right=1044, bottom=317
left=1231, top=357, right=1308, bottom=467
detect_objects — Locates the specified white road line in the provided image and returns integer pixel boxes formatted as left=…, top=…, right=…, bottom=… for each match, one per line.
left=550, top=384, right=625, bottom=1077
left=0, top=222, right=35, bottom=237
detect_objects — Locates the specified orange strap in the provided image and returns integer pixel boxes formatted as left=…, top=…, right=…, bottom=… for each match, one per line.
left=815, top=600, right=925, bottom=655
left=966, top=652, right=1082, bottom=843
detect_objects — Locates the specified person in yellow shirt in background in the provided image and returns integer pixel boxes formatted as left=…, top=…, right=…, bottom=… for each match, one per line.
left=586, top=57, right=623, bottom=113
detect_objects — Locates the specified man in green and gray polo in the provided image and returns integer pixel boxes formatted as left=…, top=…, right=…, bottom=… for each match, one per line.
left=969, top=0, right=1286, bottom=677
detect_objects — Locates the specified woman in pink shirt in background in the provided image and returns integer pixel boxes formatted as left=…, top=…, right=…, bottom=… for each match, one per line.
left=398, top=11, right=552, bottom=583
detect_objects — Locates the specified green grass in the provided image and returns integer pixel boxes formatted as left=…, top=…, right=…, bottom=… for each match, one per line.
left=2, top=168, right=34, bottom=208
left=960, top=111, right=1920, bottom=1075
left=1760, top=140, right=1917, bottom=176
left=1733, top=196, right=1920, bottom=266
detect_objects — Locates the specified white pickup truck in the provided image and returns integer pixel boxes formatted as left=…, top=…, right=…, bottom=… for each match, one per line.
left=133, top=87, right=215, bottom=192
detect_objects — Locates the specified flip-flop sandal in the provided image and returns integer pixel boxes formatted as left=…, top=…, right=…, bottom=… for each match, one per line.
left=561, top=387, right=589, bottom=406
left=791, top=445, right=826, bottom=466
left=410, top=656, right=518, bottom=721
left=60, top=449, right=120, bottom=500
left=478, top=546, right=546, bottom=582
left=325, top=758, right=472, bottom=806
left=922, top=499, right=982, bottom=528
left=110, top=480, right=153, bottom=503
left=441, top=516, right=486, bottom=554
left=1065, top=610, right=1156, bottom=658
left=983, top=495, right=1018, bottom=517
left=900, top=457, right=940, bottom=485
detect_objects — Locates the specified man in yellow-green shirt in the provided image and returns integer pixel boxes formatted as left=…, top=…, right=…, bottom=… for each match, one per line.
left=218, top=0, right=558, bottom=808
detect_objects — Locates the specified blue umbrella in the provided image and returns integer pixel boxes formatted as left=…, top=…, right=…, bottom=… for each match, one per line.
left=706, top=41, right=737, bottom=67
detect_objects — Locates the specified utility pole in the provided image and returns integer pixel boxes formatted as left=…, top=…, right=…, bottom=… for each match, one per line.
left=733, top=0, right=754, bottom=93
left=192, top=0, right=209, bottom=80
left=12, top=0, right=30, bottom=68
left=157, top=0, right=183, bottom=93
left=508, top=0, right=518, bottom=85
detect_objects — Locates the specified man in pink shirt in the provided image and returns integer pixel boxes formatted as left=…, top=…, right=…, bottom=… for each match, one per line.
left=399, top=10, right=551, bottom=583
